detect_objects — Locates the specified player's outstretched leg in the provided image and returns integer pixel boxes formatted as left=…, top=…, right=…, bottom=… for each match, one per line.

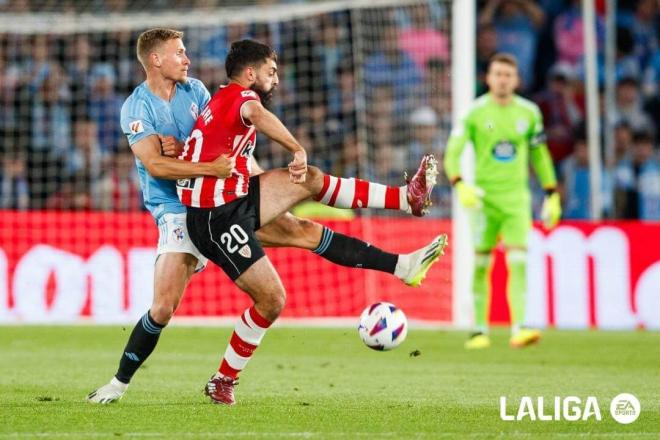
left=255, top=214, right=447, bottom=286
left=87, top=252, right=197, bottom=404
left=204, top=256, right=284, bottom=405
left=313, top=154, right=439, bottom=217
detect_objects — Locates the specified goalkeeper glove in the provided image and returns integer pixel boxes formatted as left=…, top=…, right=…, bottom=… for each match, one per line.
left=455, top=181, right=485, bottom=209
left=541, top=191, right=561, bottom=229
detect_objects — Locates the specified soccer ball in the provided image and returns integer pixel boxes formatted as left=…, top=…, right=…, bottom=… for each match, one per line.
left=358, top=302, right=408, bottom=351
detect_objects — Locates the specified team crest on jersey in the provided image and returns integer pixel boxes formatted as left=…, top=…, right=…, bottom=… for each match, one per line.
left=241, top=90, right=257, bottom=99
left=516, top=119, right=529, bottom=134
left=190, top=103, right=199, bottom=120
left=485, top=120, right=495, bottom=131
left=172, top=227, right=185, bottom=243
left=129, top=120, right=144, bottom=134
left=238, top=244, right=252, bottom=258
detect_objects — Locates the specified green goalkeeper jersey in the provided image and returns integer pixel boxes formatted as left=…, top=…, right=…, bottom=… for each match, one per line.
left=444, top=93, right=556, bottom=199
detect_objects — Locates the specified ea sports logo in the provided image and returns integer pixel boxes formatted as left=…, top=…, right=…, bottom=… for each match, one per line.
left=610, top=393, right=640, bottom=424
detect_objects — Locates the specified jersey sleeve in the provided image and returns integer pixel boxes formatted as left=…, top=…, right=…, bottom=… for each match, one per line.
left=527, top=103, right=557, bottom=189
left=192, top=78, right=211, bottom=108
left=443, top=109, right=472, bottom=182
left=234, top=89, right=261, bottom=127
left=120, top=97, right=157, bottom=146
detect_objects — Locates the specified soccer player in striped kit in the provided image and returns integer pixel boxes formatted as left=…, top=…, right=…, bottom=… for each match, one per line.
left=87, top=30, right=445, bottom=405
left=179, top=40, right=448, bottom=405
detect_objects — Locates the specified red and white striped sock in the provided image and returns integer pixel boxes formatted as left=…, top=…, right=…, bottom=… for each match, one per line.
left=313, top=175, right=408, bottom=211
left=218, top=306, right=272, bottom=379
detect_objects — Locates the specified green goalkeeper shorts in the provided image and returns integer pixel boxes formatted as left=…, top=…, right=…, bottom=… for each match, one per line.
left=469, top=196, right=531, bottom=252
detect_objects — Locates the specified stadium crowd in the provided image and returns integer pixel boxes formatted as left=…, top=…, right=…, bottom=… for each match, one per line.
left=0, top=0, right=658, bottom=219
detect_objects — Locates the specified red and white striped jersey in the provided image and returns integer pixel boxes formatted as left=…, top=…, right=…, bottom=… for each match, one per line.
left=177, top=83, right=260, bottom=208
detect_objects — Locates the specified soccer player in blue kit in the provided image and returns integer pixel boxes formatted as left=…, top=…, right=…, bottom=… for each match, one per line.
left=87, top=29, right=446, bottom=404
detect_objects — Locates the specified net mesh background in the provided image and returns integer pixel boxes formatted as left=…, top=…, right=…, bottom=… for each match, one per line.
left=0, top=0, right=453, bottom=323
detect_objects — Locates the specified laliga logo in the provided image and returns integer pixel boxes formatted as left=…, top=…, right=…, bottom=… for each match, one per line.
left=500, top=394, right=640, bottom=423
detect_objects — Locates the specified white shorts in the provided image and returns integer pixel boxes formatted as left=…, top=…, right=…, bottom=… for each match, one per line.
left=157, top=212, right=208, bottom=272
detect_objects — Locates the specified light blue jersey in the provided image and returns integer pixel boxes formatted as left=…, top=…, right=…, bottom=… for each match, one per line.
left=120, top=78, right=210, bottom=221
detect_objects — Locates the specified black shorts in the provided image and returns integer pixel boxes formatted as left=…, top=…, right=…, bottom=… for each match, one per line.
left=186, top=176, right=265, bottom=281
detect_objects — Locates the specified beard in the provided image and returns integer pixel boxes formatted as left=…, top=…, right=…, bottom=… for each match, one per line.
left=251, top=83, right=274, bottom=107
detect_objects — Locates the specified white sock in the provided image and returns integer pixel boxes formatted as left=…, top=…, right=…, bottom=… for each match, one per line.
left=393, top=254, right=410, bottom=280
left=111, top=377, right=129, bottom=392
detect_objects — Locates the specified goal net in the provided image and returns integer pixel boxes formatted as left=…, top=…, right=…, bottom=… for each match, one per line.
left=0, top=0, right=454, bottom=324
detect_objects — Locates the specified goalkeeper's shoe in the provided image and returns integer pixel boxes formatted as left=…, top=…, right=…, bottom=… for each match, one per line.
left=405, top=154, right=439, bottom=217
left=204, top=374, right=237, bottom=406
left=464, top=332, right=491, bottom=350
left=86, top=377, right=128, bottom=404
left=510, top=328, right=541, bottom=348
left=401, top=233, right=448, bottom=287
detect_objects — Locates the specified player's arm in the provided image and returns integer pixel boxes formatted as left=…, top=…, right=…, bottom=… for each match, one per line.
left=444, top=111, right=484, bottom=208
left=131, top=135, right=233, bottom=179
left=528, top=108, right=557, bottom=191
left=528, top=106, right=561, bottom=228
left=241, top=100, right=307, bottom=183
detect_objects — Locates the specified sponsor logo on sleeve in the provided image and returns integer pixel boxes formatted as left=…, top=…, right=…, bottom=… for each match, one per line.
left=241, top=90, right=257, bottom=99
left=129, top=120, right=144, bottom=134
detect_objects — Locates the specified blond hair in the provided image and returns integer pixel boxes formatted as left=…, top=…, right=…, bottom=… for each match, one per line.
left=136, top=28, right=183, bottom=68
left=488, top=52, right=518, bottom=71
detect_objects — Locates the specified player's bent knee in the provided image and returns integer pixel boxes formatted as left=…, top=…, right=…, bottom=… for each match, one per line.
left=305, top=166, right=324, bottom=189
left=150, top=302, right=177, bottom=325
left=258, top=291, right=286, bottom=322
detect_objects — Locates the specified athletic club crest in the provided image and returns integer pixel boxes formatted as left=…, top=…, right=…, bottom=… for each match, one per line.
left=172, top=227, right=185, bottom=242
left=238, top=244, right=252, bottom=258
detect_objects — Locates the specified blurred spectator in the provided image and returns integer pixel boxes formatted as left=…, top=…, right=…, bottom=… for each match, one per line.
left=476, top=25, right=498, bottom=95
left=366, top=85, right=398, bottom=153
left=614, top=130, right=660, bottom=220
left=613, top=76, right=654, bottom=132
left=614, top=121, right=635, bottom=164
left=363, top=22, right=423, bottom=116
left=535, top=63, right=584, bottom=162
left=425, top=58, right=452, bottom=143
left=98, top=147, right=143, bottom=211
left=554, top=0, right=605, bottom=67
left=89, top=63, right=123, bottom=154
left=69, top=117, right=106, bottom=184
left=197, top=57, right=226, bottom=92
left=327, top=64, right=356, bottom=137
left=398, top=3, right=449, bottom=73
left=617, top=0, right=658, bottom=71
left=28, top=63, right=72, bottom=207
left=560, top=132, right=613, bottom=219
left=313, top=15, right=350, bottom=99
left=66, top=35, right=94, bottom=120
left=642, top=50, right=660, bottom=98
left=406, top=106, right=444, bottom=166
left=615, top=26, right=643, bottom=81
left=479, top=0, right=545, bottom=90
left=0, top=152, right=29, bottom=210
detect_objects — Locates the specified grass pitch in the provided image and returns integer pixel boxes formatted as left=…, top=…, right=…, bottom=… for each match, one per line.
left=1, top=326, right=658, bottom=439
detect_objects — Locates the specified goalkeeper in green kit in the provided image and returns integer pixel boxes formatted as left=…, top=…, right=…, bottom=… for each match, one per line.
left=444, top=53, right=561, bottom=349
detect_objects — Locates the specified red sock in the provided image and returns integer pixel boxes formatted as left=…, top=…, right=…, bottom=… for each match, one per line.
left=218, top=306, right=272, bottom=379
left=313, top=175, right=407, bottom=211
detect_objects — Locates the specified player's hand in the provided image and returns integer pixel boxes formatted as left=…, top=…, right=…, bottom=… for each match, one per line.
left=455, top=181, right=485, bottom=209
left=288, top=150, right=307, bottom=184
left=159, top=135, right=183, bottom=157
left=541, top=191, right=561, bottom=229
left=210, top=154, right=235, bottom=178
